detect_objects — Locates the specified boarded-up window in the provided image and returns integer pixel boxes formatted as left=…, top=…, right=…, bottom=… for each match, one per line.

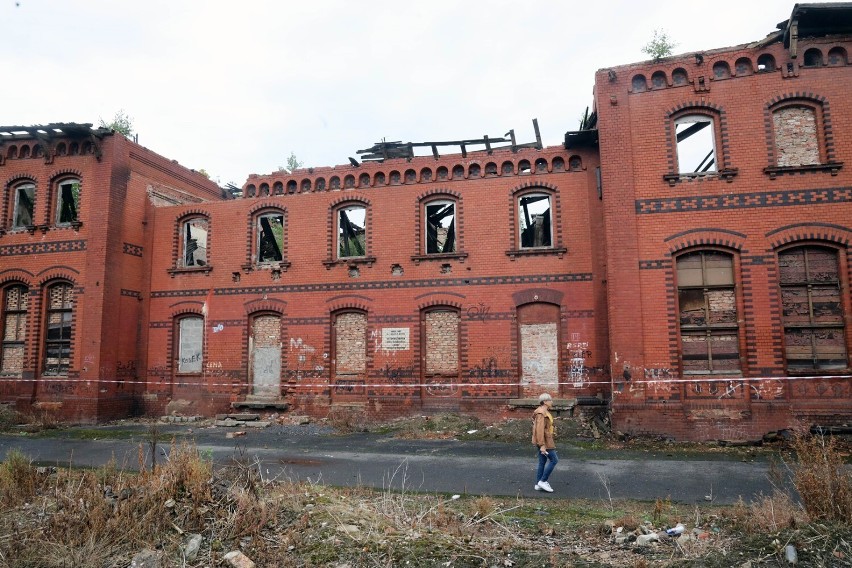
left=256, top=212, right=284, bottom=264
left=425, top=200, right=456, bottom=254
left=337, top=205, right=366, bottom=258
left=676, top=251, right=740, bottom=374
left=177, top=316, right=203, bottom=373
left=1, top=285, right=28, bottom=376
left=520, top=322, right=559, bottom=386
left=335, top=312, right=367, bottom=374
left=518, top=193, right=552, bottom=248
left=13, top=183, right=35, bottom=228
left=773, top=106, right=820, bottom=167
left=425, top=310, right=459, bottom=374
left=779, top=246, right=848, bottom=371
left=56, top=179, right=80, bottom=225
left=181, top=218, right=208, bottom=267
left=43, top=283, right=73, bottom=376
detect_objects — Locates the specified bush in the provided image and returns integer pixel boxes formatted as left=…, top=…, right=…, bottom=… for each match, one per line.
left=792, top=432, right=852, bottom=522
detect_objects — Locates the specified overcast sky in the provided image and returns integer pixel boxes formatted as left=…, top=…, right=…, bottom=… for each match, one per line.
left=3, top=0, right=794, bottom=186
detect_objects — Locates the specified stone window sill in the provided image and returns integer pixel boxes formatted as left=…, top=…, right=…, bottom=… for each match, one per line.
left=764, top=162, right=843, bottom=179
left=168, top=266, right=213, bottom=277
left=663, top=168, right=738, bottom=186
left=411, top=252, right=468, bottom=265
left=506, top=246, right=567, bottom=260
left=323, top=256, right=377, bottom=269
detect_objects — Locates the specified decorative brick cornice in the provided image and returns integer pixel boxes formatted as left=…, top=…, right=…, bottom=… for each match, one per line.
left=637, top=186, right=852, bottom=214
left=329, top=303, right=369, bottom=314
left=36, top=270, right=79, bottom=287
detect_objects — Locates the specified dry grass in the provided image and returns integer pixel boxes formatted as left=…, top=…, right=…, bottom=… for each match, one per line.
left=0, top=426, right=850, bottom=566
left=791, top=430, right=852, bottom=523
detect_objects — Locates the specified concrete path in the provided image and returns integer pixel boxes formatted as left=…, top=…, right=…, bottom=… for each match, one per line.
left=0, top=423, right=782, bottom=505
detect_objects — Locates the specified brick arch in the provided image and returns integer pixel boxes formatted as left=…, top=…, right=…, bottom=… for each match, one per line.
left=510, top=181, right=558, bottom=195
left=243, top=297, right=286, bottom=315
left=418, top=299, right=462, bottom=310
left=329, top=195, right=371, bottom=208
left=0, top=269, right=35, bottom=286
left=766, top=222, right=852, bottom=249
left=664, top=228, right=746, bottom=254
left=169, top=302, right=204, bottom=318
left=512, top=288, right=563, bottom=307
left=36, top=268, right=79, bottom=287
left=329, top=303, right=369, bottom=315
left=763, top=93, right=836, bottom=165
left=48, top=169, right=83, bottom=183
left=4, top=173, right=36, bottom=188
left=247, top=201, right=285, bottom=215
left=416, top=188, right=461, bottom=201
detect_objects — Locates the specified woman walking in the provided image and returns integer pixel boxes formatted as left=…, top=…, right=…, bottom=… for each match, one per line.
left=532, top=392, right=558, bottom=492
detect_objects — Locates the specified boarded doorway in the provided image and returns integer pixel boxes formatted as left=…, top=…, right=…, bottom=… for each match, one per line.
left=250, top=314, right=281, bottom=398
left=517, top=303, right=560, bottom=395
left=421, top=308, right=460, bottom=403
left=332, top=311, right=367, bottom=399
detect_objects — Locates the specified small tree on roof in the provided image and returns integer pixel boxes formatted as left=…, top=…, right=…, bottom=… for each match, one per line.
left=99, top=110, right=134, bottom=137
left=642, top=29, right=677, bottom=61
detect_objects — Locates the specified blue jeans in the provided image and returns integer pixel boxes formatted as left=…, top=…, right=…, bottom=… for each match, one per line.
left=536, top=449, right=558, bottom=482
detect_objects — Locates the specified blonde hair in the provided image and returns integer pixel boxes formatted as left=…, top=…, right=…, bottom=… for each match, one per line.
left=538, top=392, right=552, bottom=403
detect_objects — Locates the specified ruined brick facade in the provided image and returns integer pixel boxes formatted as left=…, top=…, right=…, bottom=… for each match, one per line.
left=1, top=4, right=851, bottom=440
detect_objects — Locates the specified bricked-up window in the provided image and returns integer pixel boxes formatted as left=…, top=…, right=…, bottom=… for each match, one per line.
left=12, top=183, right=35, bottom=228
left=779, top=246, right=848, bottom=371
left=424, top=309, right=459, bottom=376
left=518, top=193, right=552, bottom=248
left=55, top=179, right=80, bottom=225
left=675, top=116, right=717, bottom=174
left=772, top=105, right=821, bottom=167
left=43, top=283, right=73, bottom=376
left=676, top=252, right=740, bottom=374
left=334, top=311, right=367, bottom=380
left=425, top=200, right=456, bottom=254
left=337, top=205, right=366, bottom=259
left=177, top=316, right=203, bottom=373
left=256, top=212, right=284, bottom=264
left=181, top=217, right=208, bottom=268
left=1, top=285, right=28, bottom=376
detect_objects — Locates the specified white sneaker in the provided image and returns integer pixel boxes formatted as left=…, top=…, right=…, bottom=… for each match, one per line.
left=537, top=480, right=554, bottom=493
left=534, top=482, right=543, bottom=491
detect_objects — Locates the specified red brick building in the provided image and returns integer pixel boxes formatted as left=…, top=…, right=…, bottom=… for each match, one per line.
left=1, top=4, right=850, bottom=440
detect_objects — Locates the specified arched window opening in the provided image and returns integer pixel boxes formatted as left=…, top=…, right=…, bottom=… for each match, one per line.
left=651, top=71, right=667, bottom=89
left=43, top=283, right=74, bottom=377
left=631, top=74, right=647, bottom=92
left=735, top=57, right=753, bottom=75
left=757, top=54, right=775, bottom=72
left=828, top=46, right=847, bottom=66
left=712, top=61, right=731, bottom=79
left=55, top=179, right=80, bottom=225
left=672, top=68, right=688, bottom=85
left=256, top=211, right=284, bottom=264
left=779, top=246, right=848, bottom=371
left=337, top=204, right=366, bottom=259
left=176, top=315, right=203, bottom=374
left=803, top=48, right=823, bottom=67
left=676, top=251, right=740, bottom=374
left=675, top=114, right=717, bottom=174
left=425, top=199, right=456, bottom=255
left=1, top=284, right=28, bottom=376
left=12, top=182, right=35, bottom=228
left=180, top=217, right=209, bottom=268
left=518, top=193, right=552, bottom=248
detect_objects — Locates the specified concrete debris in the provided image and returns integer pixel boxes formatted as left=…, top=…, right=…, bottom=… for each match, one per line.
left=223, top=550, right=256, bottom=568
left=182, top=534, right=203, bottom=562
left=636, top=533, right=659, bottom=546
left=226, top=431, right=247, bottom=439
left=129, top=549, right=161, bottom=568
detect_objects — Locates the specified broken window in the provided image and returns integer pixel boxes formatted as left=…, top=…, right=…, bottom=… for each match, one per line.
left=779, top=246, right=848, bottom=371
left=56, top=179, right=80, bottom=225
left=181, top=217, right=208, bottom=268
left=828, top=47, right=847, bottom=66
left=177, top=316, right=203, bottom=373
left=675, top=115, right=717, bottom=174
left=337, top=204, right=366, bottom=258
left=676, top=251, right=740, bottom=374
left=256, top=212, right=284, bottom=264
left=518, top=193, right=552, bottom=248
left=773, top=105, right=820, bottom=166
left=12, top=183, right=35, bottom=228
left=425, top=200, right=456, bottom=254
left=43, top=283, right=73, bottom=376
left=1, top=284, right=28, bottom=376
